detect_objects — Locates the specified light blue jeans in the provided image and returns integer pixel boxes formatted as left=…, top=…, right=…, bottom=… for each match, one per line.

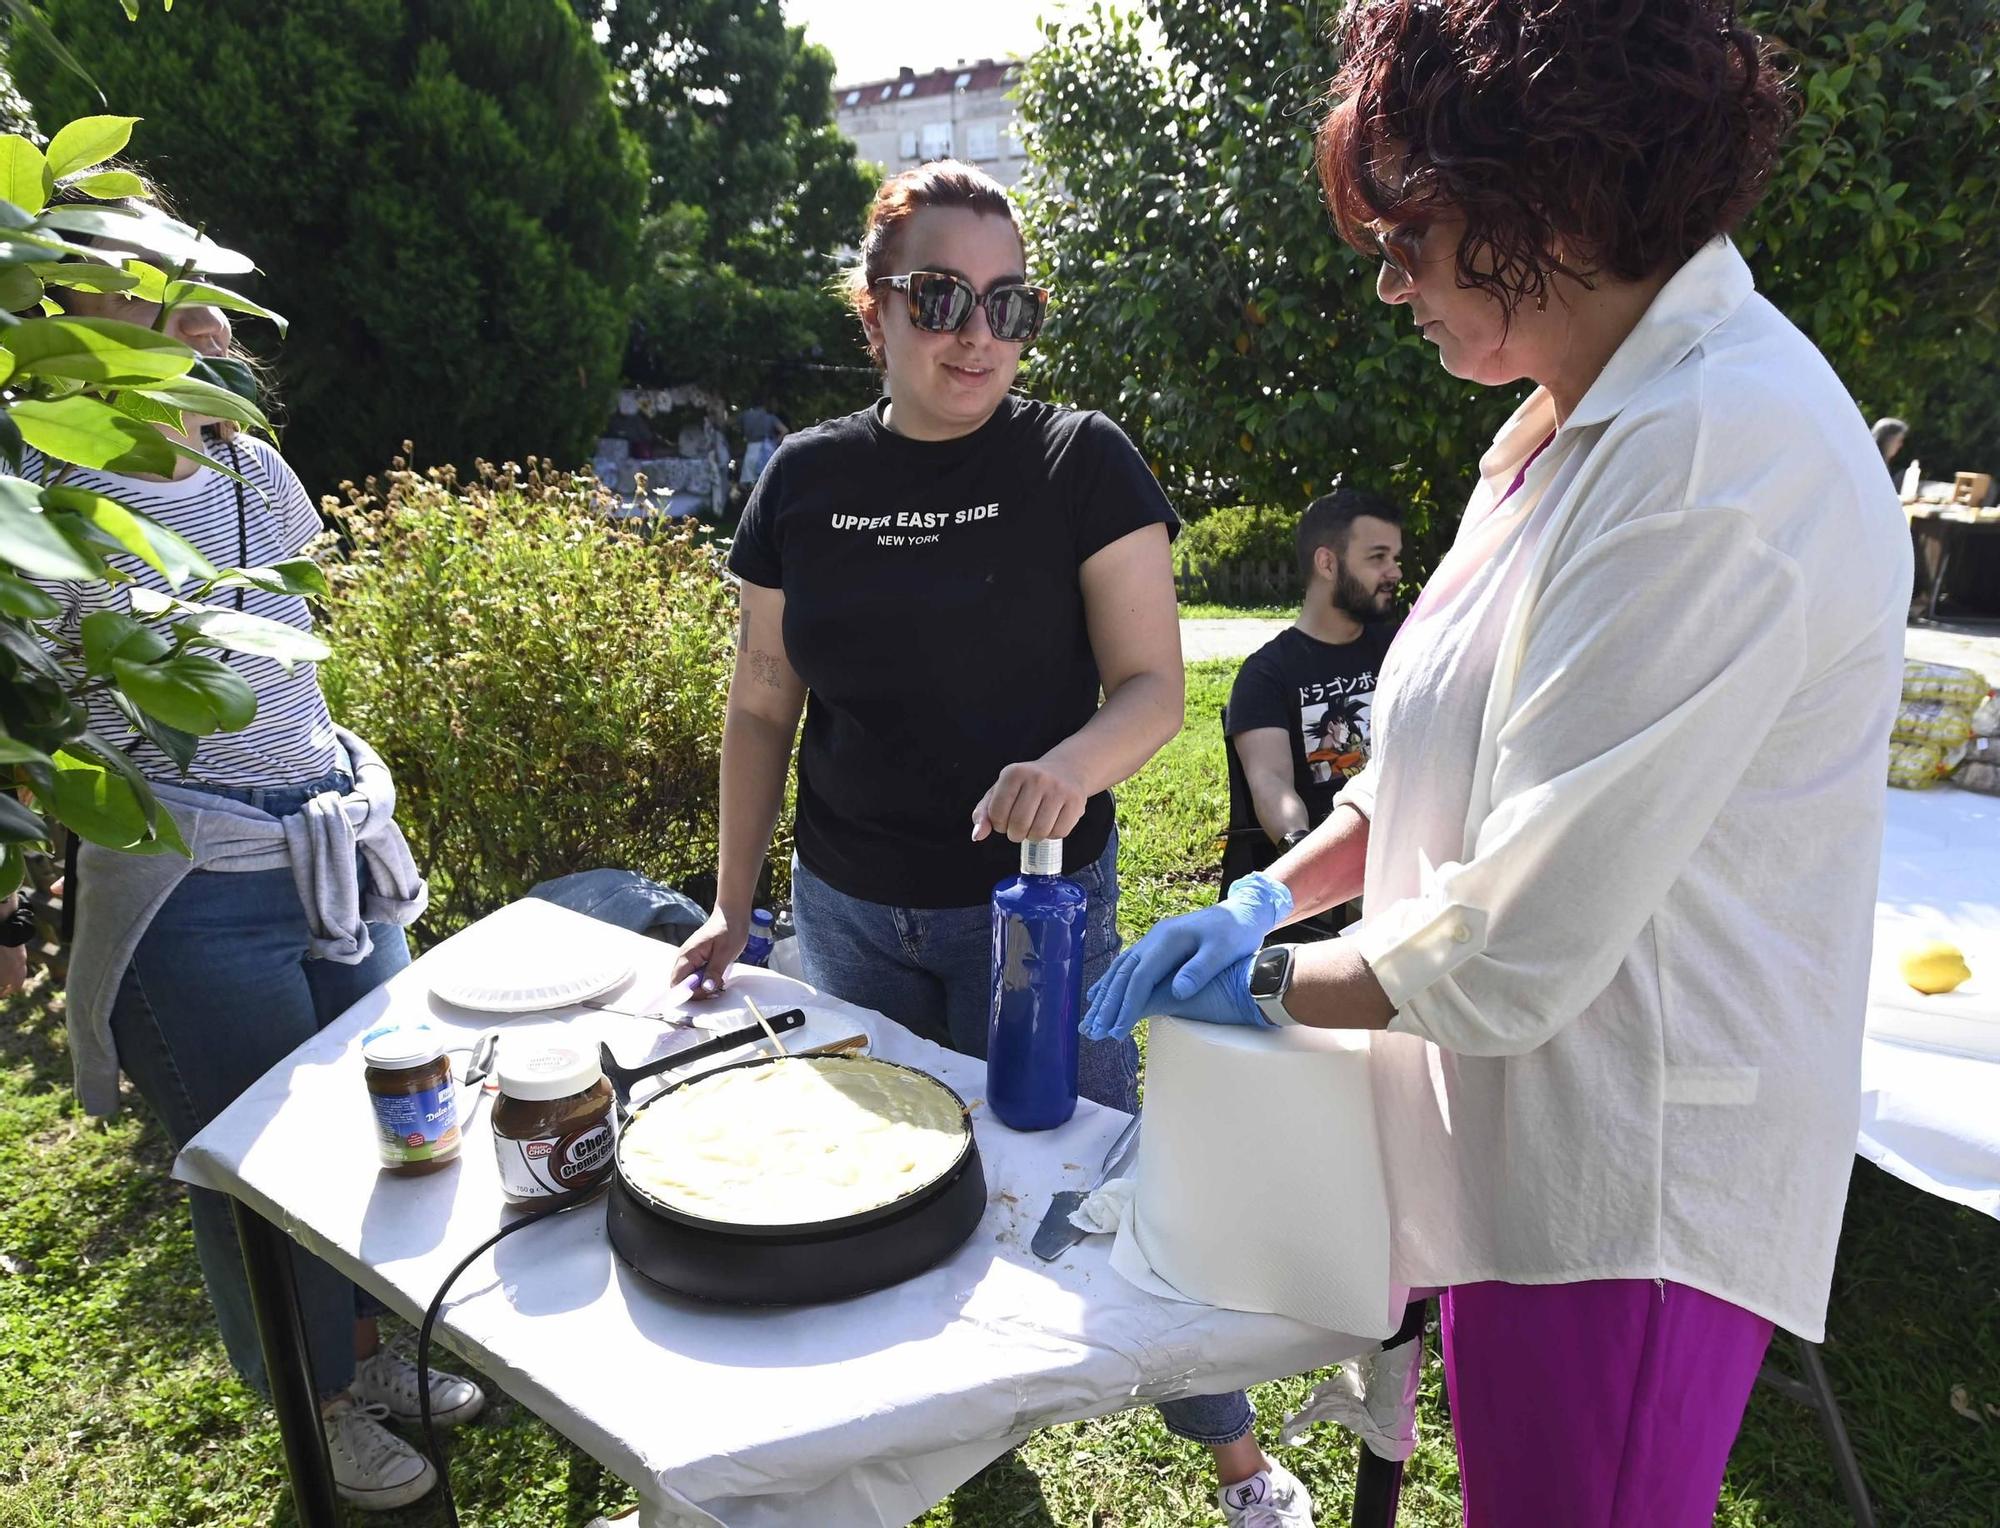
left=789, top=830, right=1255, bottom=1446
left=107, top=769, right=410, bottom=1401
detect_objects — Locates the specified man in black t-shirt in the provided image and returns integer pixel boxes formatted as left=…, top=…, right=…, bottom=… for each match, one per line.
left=1225, top=487, right=1403, bottom=915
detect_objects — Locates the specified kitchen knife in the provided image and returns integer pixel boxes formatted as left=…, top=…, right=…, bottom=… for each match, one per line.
left=1031, top=1115, right=1141, bottom=1262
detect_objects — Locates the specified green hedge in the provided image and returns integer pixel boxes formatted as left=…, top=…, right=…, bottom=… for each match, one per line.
left=1172, top=505, right=1302, bottom=605
left=1176, top=504, right=1298, bottom=570
left=318, top=462, right=743, bottom=938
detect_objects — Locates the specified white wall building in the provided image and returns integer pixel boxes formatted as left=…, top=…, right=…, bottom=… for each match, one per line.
left=833, top=58, right=1028, bottom=189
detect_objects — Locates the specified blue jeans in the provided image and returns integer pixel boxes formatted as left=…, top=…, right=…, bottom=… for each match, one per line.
left=789, top=831, right=1254, bottom=1447
left=107, top=770, right=411, bottom=1402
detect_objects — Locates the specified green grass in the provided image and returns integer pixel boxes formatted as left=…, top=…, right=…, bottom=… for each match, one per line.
left=1175, top=602, right=1294, bottom=622
left=3, top=661, right=1996, bottom=1525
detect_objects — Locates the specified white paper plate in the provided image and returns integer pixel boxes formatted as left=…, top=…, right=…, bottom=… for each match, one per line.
left=428, top=915, right=636, bottom=1013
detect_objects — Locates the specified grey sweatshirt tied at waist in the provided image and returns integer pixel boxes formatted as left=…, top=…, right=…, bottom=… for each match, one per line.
left=66, top=728, right=428, bottom=1116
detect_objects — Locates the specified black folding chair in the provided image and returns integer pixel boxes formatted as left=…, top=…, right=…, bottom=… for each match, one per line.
left=1219, top=703, right=1277, bottom=899
left=1217, top=704, right=1350, bottom=939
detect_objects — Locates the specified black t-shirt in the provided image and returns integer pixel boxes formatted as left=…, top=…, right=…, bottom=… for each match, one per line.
left=1226, top=622, right=1399, bottom=826
left=730, top=395, right=1178, bottom=908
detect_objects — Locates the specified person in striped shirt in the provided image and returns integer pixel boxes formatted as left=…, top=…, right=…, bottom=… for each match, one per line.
left=27, top=189, right=480, bottom=1511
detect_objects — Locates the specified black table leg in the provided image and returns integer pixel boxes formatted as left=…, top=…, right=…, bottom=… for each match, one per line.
left=232, top=1198, right=342, bottom=1527
left=1351, top=1298, right=1430, bottom=1528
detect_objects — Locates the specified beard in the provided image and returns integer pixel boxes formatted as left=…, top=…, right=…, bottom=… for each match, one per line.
left=1332, top=564, right=1396, bottom=621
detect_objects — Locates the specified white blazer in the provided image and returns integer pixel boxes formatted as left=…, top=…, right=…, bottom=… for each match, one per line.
left=1338, top=239, right=1911, bottom=1338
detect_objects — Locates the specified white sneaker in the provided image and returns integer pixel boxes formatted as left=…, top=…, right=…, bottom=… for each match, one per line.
left=322, top=1396, right=436, bottom=1511
left=354, top=1348, right=487, bottom=1428
left=1218, top=1458, right=1315, bottom=1528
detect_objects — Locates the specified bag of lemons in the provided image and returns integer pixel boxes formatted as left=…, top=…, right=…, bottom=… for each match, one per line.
left=1893, top=699, right=1975, bottom=749
left=1901, top=660, right=1988, bottom=709
left=1889, top=739, right=1947, bottom=790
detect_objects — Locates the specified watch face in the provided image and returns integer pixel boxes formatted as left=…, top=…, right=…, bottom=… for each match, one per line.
left=1249, top=944, right=1290, bottom=999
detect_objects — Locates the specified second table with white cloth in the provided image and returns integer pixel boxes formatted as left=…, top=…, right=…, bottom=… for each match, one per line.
left=176, top=898, right=1377, bottom=1528
left=1859, top=783, right=2000, bottom=1219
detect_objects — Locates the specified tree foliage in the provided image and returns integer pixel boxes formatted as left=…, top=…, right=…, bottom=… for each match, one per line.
left=1019, top=0, right=1999, bottom=560
left=21, top=0, right=649, bottom=494
left=575, top=0, right=878, bottom=420
left=1744, top=1, right=2000, bottom=475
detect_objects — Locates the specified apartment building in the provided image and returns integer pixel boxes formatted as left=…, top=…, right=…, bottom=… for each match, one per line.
left=833, top=57, right=1028, bottom=188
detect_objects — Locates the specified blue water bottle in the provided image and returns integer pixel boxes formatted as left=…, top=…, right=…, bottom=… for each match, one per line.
left=987, top=838, right=1086, bottom=1131
left=741, top=908, right=775, bottom=968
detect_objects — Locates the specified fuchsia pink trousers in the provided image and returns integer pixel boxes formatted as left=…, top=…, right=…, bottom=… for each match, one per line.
left=1439, top=1278, right=1776, bottom=1527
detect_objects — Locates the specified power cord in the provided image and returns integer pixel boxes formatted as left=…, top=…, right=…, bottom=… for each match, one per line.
left=414, top=1182, right=611, bottom=1527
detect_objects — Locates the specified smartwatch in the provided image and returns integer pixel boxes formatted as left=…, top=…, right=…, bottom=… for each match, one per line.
left=1248, top=943, right=1300, bottom=1027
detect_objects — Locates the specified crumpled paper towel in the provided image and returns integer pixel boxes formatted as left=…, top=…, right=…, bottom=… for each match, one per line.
left=1068, top=1176, right=1135, bottom=1235
left=1068, top=1172, right=1421, bottom=1461
left=1279, top=1329, right=1423, bottom=1461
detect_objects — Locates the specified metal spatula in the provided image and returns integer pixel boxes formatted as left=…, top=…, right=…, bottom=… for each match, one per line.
left=1031, top=1115, right=1141, bottom=1261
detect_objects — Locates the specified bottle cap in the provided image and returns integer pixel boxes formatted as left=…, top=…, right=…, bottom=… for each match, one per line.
left=360, top=1024, right=445, bottom=1071
left=1020, top=839, right=1063, bottom=876
left=496, top=1043, right=604, bottom=1102
left=751, top=908, right=774, bottom=928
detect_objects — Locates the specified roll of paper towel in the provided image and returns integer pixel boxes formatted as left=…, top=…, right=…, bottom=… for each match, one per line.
left=1123, top=1016, right=1399, bottom=1338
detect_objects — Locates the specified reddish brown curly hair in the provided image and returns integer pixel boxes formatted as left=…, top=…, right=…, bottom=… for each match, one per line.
left=1318, top=0, right=1796, bottom=314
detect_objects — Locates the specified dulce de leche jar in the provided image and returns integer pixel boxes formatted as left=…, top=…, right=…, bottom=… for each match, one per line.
left=492, top=1043, right=616, bottom=1203
left=362, top=1025, right=461, bottom=1175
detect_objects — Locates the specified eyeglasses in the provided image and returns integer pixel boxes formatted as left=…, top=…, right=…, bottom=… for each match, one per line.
left=1374, top=222, right=1429, bottom=287
left=873, top=271, right=1050, bottom=343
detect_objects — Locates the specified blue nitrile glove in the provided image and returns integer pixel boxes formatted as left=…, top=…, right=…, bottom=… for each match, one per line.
left=1079, top=871, right=1293, bottom=1040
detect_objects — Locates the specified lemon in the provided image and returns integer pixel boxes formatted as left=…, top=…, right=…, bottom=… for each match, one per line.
left=1899, top=939, right=1971, bottom=995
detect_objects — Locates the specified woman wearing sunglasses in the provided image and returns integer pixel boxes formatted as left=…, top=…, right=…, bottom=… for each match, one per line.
left=673, top=161, right=1314, bottom=1524
left=1086, top=3, right=1910, bottom=1523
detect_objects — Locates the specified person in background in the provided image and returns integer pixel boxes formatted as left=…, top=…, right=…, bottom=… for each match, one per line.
left=1872, top=416, right=1909, bottom=471
left=1226, top=486, right=1402, bottom=935
left=737, top=402, right=789, bottom=488
left=23, top=187, right=479, bottom=1512
left=671, top=159, right=1314, bottom=1527
left=1087, top=3, right=1909, bottom=1523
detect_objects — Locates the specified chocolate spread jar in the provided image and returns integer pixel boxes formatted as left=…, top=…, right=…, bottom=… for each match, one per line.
left=492, top=1043, right=615, bottom=1202
left=362, top=1025, right=461, bottom=1175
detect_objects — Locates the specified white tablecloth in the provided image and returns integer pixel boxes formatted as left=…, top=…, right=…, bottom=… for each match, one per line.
left=177, top=900, right=1370, bottom=1528
left=1860, top=785, right=2000, bottom=1219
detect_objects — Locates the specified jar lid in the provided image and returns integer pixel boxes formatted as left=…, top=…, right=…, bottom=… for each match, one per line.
left=496, top=1043, right=604, bottom=1102
left=361, top=1024, right=446, bottom=1071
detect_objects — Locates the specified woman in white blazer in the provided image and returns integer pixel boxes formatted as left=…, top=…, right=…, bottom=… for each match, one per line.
left=1083, top=3, right=1912, bottom=1523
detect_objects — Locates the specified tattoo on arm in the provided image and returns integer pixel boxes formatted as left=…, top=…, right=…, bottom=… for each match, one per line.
left=738, top=605, right=785, bottom=689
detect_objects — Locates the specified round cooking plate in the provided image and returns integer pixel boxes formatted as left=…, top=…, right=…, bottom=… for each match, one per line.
left=616, top=1053, right=974, bottom=1234
left=607, top=1053, right=988, bottom=1303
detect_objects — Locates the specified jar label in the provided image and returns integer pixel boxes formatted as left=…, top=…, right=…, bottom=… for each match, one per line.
left=371, top=1079, right=459, bottom=1166
left=496, top=1120, right=615, bottom=1199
